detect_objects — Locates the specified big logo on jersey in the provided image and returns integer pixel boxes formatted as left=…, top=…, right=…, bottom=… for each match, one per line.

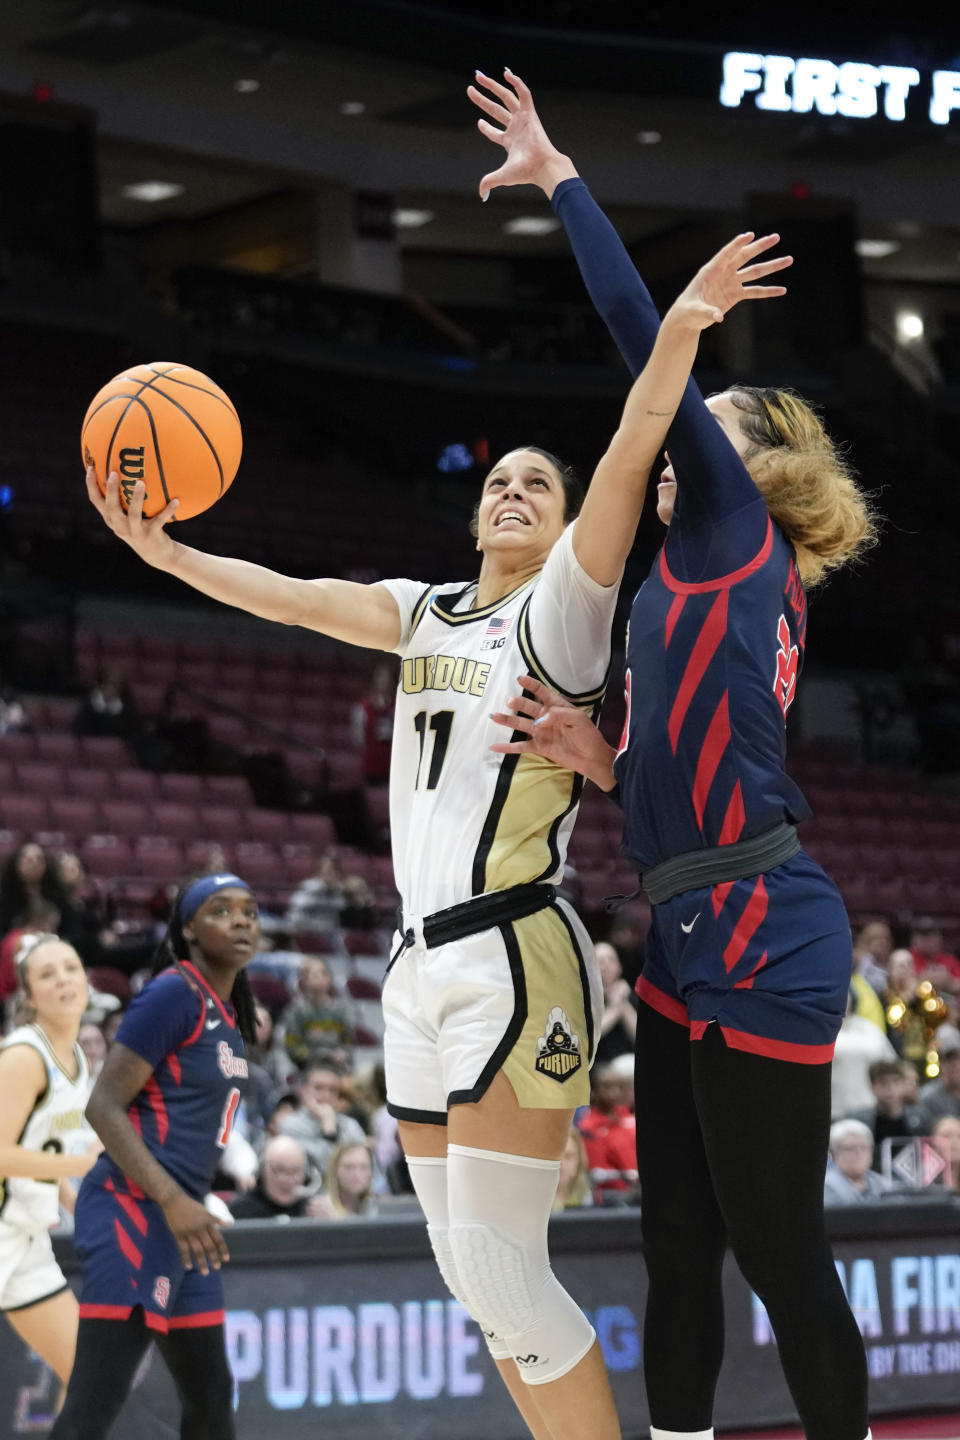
left=534, top=1006, right=582, bottom=1082
left=772, top=613, right=799, bottom=716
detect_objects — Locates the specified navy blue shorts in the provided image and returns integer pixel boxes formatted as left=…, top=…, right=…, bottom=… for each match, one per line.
left=73, top=1178, right=224, bottom=1333
left=637, top=851, right=850, bottom=1064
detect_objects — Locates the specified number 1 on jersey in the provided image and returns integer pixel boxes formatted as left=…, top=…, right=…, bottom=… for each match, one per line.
left=216, top=1087, right=241, bottom=1149
left=413, top=709, right=454, bottom=789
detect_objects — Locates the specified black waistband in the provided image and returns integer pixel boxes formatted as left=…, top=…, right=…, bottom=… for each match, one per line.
left=392, top=882, right=557, bottom=964
left=641, top=822, right=800, bottom=906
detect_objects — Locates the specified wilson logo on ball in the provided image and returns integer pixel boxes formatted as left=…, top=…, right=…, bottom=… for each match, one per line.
left=118, top=447, right=145, bottom=480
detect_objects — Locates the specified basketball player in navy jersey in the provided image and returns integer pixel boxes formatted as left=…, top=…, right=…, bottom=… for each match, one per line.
left=474, top=71, right=877, bottom=1440
left=50, top=874, right=259, bottom=1440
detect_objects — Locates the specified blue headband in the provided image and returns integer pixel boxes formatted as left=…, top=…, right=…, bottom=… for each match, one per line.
left=179, top=874, right=254, bottom=926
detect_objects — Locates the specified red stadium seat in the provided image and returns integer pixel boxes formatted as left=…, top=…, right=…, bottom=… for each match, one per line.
left=101, top=801, right=149, bottom=836
left=0, top=734, right=38, bottom=762
left=82, top=835, right=133, bottom=879
left=288, top=814, right=336, bottom=849
left=49, top=797, right=99, bottom=832
left=16, top=763, right=65, bottom=795
left=0, top=760, right=14, bottom=792
left=113, top=768, right=158, bottom=799
left=199, top=804, right=243, bottom=836
left=35, top=830, right=72, bottom=854
left=78, top=737, right=128, bottom=767
left=346, top=973, right=382, bottom=999
left=326, top=751, right=364, bottom=793
left=244, top=809, right=289, bottom=843
left=157, top=773, right=207, bottom=802
left=151, top=803, right=200, bottom=839
left=40, top=698, right=80, bottom=732
left=0, top=794, right=50, bottom=831
left=35, top=733, right=81, bottom=763
left=66, top=768, right=111, bottom=798
left=136, top=846, right=186, bottom=880
left=205, top=776, right=251, bottom=805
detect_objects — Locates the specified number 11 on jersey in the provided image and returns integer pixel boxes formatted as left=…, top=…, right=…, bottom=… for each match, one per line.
left=413, top=709, right=454, bottom=789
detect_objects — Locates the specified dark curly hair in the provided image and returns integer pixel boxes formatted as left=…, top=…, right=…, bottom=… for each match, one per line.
left=150, top=877, right=257, bottom=1044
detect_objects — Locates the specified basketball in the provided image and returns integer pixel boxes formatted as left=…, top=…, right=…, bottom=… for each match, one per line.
left=81, top=362, right=242, bottom=521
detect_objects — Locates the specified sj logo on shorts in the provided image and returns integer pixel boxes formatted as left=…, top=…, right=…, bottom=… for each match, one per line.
left=153, top=1276, right=171, bottom=1310
left=534, top=1006, right=582, bottom=1083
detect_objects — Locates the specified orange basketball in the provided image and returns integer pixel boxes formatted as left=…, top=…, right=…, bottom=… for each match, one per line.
left=81, top=363, right=242, bottom=521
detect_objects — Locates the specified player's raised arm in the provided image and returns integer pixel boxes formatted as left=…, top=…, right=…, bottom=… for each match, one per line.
left=85, top=467, right=403, bottom=651
left=566, top=233, right=791, bottom=585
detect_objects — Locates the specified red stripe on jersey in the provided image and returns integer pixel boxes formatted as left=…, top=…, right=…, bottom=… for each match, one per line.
left=733, top=949, right=768, bottom=991
left=166, top=1053, right=182, bottom=1085
left=144, top=1078, right=169, bottom=1144
left=125, top=1177, right=145, bottom=1200
left=167, top=1310, right=226, bottom=1330
left=636, top=975, right=689, bottom=1027
left=689, top=1020, right=708, bottom=1040
left=723, top=875, right=769, bottom=973
left=718, top=781, right=746, bottom=845
left=712, top=880, right=734, bottom=919
left=182, top=959, right=236, bottom=1030
left=664, top=593, right=687, bottom=648
left=719, top=1026, right=835, bottom=1065
left=79, top=1304, right=136, bottom=1322
left=114, top=1218, right=143, bottom=1270
left=658, top=515, right=773, bottom=595
left=692, top=691, right=731, bottom=829
left=113, top=1188, right=149, bottom=1236
left=668, top=590, right=728, bottom=755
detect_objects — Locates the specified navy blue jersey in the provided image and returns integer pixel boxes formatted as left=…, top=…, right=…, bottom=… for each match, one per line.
left=87, top=961, right=247, bottom=1201
left=553, top=179, right=811, bottom=869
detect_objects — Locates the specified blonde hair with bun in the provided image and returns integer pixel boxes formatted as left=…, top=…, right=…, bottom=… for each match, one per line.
left=728, top=386, right=878, bottom=587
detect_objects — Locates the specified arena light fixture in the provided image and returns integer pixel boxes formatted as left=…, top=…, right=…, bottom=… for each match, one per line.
left=855, top=239, right=901, bottom=259
left=340, top=100, right=366, bottom=116
left=233, top=78, right=260, bottom=93
left=896, top=311, right=924, bottom=342
left=393, top=208, right=435, bottom=228
left=502, top=216, right=561, bottom=236
left=635, top=130, right=662, bottom=144
left=121, top=181, right=185, bottom=203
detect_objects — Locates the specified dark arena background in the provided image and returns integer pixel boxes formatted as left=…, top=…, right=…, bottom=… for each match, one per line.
left=0, top=2, right=959, bottom=1437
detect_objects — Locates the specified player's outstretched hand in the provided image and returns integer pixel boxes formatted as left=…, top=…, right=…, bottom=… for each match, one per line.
left=490, top=675, right=617, bottom=790
left=162, top=1191, right=231, bottom=1275
left=467, top=68, right=575, bottom=200
left=665, top=232, right=793, bottom=333
left=85, top=466, right=178, bottom=569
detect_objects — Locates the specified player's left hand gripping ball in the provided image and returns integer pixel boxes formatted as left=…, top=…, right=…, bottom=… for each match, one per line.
left=81, top=363, right=242, bottom=521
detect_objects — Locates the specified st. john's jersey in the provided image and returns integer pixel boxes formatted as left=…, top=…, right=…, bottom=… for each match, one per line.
left=382, top=523, right=618, bottom=916
left=551, top=177, right=813, bottom=873
left=0, top=1023, right=92, bottom=1232
left=86, top=961, right=247, bottom=1201
left=615, top=520, right=811, bottom=870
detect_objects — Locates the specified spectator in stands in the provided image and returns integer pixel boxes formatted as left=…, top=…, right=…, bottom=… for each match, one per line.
left=824, top=1120, right=892, bottom=1204
left=351, top=662, right=395, bottom=785
left=338, top=1072, right=373, bottom=1138
left=340, top=873, right=378, bottom=930
left=0, top=898, right=62, bottom=1010
left=900, top=1058, right=920, bottom=1106
left=554, top=1127, right=593, bottom=1211
left=312, top=1141, right=377, bottom=1219
left=0, top=682, right=29, bottom=734
left=931, top=1115, right=960, bottom=1192
left=849, top=1059, right=925, bottom=1168
left=917, top=1024, right=960, bottom=1129
left=578, top=1062, right=637, bottom=1200
left=285, top=851, right=347, bottom=933
left=853, top=920, right=894, bottom=993
left=77, top=1019, right=108, bottom=1081
left=249, top=1002, right=297, bottom=1091
left=280, top=957, right=354, bottom=1067
left=910, top=918, right=960, bottom=996
left=279, top=1059, right=366, bottom=1175
left=884, top=948, right=948, bottom=1078
left=594, top=941, right=638, bottom=1064
left=359, top=1062, right=401, bottom=1177
left=831, top=987, right=898, bottom=1119
left=57, top=853, right=110, bottom=966
left=229, top=1135, right=327, bottom=1220
left=0, top=842, right=69, bottom=946
left=74, top=668, right=136, bottom=740
left=263, top=1091, right=300, bottom=1144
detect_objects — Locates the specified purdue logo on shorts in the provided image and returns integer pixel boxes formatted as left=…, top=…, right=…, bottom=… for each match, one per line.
left=535, top=1006, right=582, bottom=1083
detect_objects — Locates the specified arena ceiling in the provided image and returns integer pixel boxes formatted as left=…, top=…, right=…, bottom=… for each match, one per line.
left=0, top=0, right=958, bottom=283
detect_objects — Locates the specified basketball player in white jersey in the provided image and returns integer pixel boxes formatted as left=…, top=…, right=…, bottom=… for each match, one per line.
left=0, top=935, right=102, bottom=1405
left=83, top=320, right=704, bottom=1436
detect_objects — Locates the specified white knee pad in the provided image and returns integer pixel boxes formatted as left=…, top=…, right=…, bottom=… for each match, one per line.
left=406, top=1154, right=512, bottom=1361
left=447, top=1143, right=596, bottom=1385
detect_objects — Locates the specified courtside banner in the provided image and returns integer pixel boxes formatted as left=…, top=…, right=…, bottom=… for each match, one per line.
left=2, top=1205, right=958, bottom=1437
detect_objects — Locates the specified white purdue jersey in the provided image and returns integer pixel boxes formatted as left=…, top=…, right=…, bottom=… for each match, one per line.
left=0, top=1024, right=92, bottom=1233
left=382, top=522, right=619, bottom=917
